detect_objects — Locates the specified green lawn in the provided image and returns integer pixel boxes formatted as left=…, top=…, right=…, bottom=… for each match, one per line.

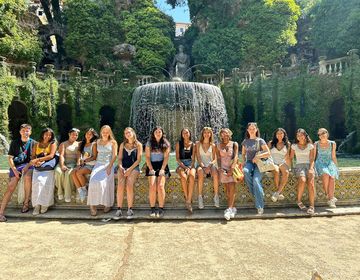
left=1, top=154, right=359, bottom=170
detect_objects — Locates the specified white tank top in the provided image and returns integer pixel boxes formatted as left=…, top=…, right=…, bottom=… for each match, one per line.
left=291, top=143, right=314, bottom=164
left=199, top=143, right=213, bottom=167
left=270, top=145, right=287, bottom=165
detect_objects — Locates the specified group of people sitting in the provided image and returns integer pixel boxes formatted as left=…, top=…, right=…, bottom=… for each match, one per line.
left=0, top=122, right=339, bottom=222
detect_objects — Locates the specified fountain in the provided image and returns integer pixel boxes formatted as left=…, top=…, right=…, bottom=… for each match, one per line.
left=130, top=81, right=228, bottom=146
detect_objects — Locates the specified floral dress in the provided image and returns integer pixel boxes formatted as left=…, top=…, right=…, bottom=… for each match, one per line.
left=315, top=141, right=339, bottom=179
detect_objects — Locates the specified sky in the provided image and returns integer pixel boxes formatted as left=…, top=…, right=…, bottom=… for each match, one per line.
left=155, top=0, right=191, bottom=23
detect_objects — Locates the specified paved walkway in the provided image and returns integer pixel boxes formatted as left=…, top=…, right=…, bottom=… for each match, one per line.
left=1, top=213, right=360, bottom=280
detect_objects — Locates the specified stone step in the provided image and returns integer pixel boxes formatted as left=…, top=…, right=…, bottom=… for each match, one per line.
left=4, top=205, right=360, bottom=222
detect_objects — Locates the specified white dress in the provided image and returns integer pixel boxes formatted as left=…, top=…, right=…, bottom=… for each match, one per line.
left=32, top=170, right=55, bottom=207
left=87, top=142, right=115, bottom=207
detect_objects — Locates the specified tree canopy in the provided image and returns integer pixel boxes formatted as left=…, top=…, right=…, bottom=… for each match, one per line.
left=309, top=0, right=360, bottom=58
left=0, top=0, right=42, bottom=62
left=187, top=0, right=300, bottom=73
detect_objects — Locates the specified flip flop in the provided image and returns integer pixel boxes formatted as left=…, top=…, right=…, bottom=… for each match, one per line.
left=0, top=215, right=7, bottom=222
left=297, top=202, right=307, bottom=211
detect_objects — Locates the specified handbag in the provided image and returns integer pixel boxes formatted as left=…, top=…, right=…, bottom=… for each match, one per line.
left=232, top=161, right=244, bottom=182
left=255, top=139, right=277, bottom=173
left=35, top=153, right=59, bottom=171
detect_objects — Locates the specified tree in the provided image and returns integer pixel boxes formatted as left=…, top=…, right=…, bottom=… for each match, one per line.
left=0, top=0, right=42, bottom=62
left=309, top=0, right=360, bottom=58
left=63, top=0, right=123, bottom=70
left=120, top=0, right=175, bottom=74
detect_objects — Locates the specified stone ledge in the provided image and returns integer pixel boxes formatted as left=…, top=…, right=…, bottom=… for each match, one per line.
left=1, top=167, right=360, bottom=209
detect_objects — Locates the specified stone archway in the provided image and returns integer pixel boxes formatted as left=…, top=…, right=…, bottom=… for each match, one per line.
left=329, top=98, right=346, bottom=139
left=99, top=106, right=116, bottom=129
left=241, top=105, right=255, bottom=136
left=283, top=102, right=296, bottom=141
left=8, top=99, right=28, bottom=139
left=56, top=103, right=73, bottom=143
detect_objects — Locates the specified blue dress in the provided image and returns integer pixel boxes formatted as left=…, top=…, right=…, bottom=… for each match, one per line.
left=315, top=141, right=339, bottom=179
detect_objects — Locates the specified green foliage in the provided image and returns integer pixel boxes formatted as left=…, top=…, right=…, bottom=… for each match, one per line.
left=0, top=74, right=20, bottom=137
left=121, top=0, right=175, bottom=74
left=0, top=0, right=42, bottom=62
left=63, top=0, right=123, bottom=70
left=188, top=0, right=300, bottom=72
left=309, top=0, right=360, bottom=58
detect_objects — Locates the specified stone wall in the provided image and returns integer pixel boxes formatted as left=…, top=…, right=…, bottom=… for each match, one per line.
left=1, top=168, right=359, bottom=209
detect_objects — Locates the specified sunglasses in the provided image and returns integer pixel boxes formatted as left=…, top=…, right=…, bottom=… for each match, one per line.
left=318, top=132, right=327, bottom=136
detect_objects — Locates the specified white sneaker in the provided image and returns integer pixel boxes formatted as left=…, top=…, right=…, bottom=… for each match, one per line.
left=271, top=192, right=279, bottom=202
left=113, top=209, right=122, bottom=220
left=230, top=208, right=237, bottom=218
left=224, top=208, right=231, bottom=220
left=278, top=193, right=285, bottom=200
left=127, top=209, right=134, bottom=219
left=198, top=195, right=204, bottom=209
left=214, top=194, right=220, bottom=208
left=332, top=197, right=338, bottom=203
left=58, top=194, right=64, bottom=200
left=328, top=199, right=336, bottom=208
left=257, top=208, right=264, bottom=215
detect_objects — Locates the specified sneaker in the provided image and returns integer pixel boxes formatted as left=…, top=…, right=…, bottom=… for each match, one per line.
left=214, top=194, right=220, bottom=208
left=157, top=209, right=164, bottom=218
left=58, top=194, right=64, bottom=200
left=113, top=209, right=122, bottom=220
left=127, top=209, right=134, bottom=219
left=186, top=202, right=193, bottom=214
left=327, top=199, right=336, bottom=208
left=32, top=205, right=40, bottom=216
left=278, top=193, right=285, bottom=201
left=40, top=206, right=48, bottom=214
left=198, top=195, right=204, bottom=209
left=230, top=207, right=237, bottom=218
left=224, top=208, right=231, bottom=220
left=257, top=208, right=264, bottom=215
left=332, top=197, right=338, bottom=203
left=271, top=192, right=279, bottom=202
left=65, top=198, right=71, bottom=203
left=150, top=208, right=156, bottom=217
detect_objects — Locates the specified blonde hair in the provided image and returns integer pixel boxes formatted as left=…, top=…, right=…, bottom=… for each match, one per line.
left=318, top=128, right=329, bottom=135
left=219, top=128, right=233, bottom=142
left=100, top=125, right=115, bottom=141
left=123, top=127, right=140, bottom=147
left=199, top=127, right=213, bottom=144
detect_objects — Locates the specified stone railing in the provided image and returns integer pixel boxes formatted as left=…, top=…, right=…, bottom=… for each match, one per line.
left=1, top=167, right=359, bottom=210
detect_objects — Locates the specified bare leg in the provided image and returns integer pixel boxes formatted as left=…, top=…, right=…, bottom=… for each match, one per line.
left=0, top=177, right=20, bottom=215
left=273, top=168, right=280, bottom=189
left=328, top=176, right=335, bottom=200
left=307, top=173, right=315, bottom=207
left=148, top=176, right=157, bottom=207
left=23, top=170, right=33, bottom=206
left=126, top=170, right=139, bottom=208
left=321, top=174, right=330, bottom=199
left=117, top=174, right=125, bottom=208
left=211, top=166, right=219, bottom=195
left=187, top=168, right=196, bottom=203
left=177, top=167, right=188, bottom=202
left=278, top=166, right=289, bottom=193
left=157, top=176, right=166, bottom=208
left=228, top=183, right=236, bottom=208
left=297, top=177, right=306, bottom=204
left=197, top=167, right=204, bottom=196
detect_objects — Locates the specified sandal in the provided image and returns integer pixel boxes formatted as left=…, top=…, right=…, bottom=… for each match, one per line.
left=297, top=202, right=307, bottom=211
left=103, top=207, right=111, bottom=213
left=21, top=203, right=30, bottom=213
left=307, top=206, right=315, bottom=216
left=0, top=214, right=7, bottom=222
left=90, top=206, right=97, bottom=216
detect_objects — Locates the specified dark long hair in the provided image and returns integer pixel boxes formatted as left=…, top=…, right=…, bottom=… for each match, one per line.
left=79, top=128, right=99, bottom=153
left=179, top=128, right=192, bottom=147
left=270, top=128, right=290, bottom=150
left=295, top=128, right=312, bottom=144
left=245, top=122, right=260, bottom=139
left=39, top=127, right=56, bottom=144
left=149, top=126, right=169, bottom=152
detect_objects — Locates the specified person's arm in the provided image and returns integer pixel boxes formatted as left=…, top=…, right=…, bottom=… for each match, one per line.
left=58, top=143, right=67, bottom=171
left=210, top=143, right=217, bottom=166
left=8, top=155, right=20, bottom=178
left=76, top=149, right=82, bottom=167
left=145, top=145, right=154, bottom=173
left=241, top=145, right=246, bottom=166
left=118, top=143, right=125, bottom=174
left=289, top=145, right=295, bottom=169
left=160, top=145, right=171, bottom=174
left=231, top=142, right=239, bottom=170
left=216, top=144, right=222, bottom=170
left=196, top=142, right=204, bottom=168
left=267, top=141, right=272, bottom=149
left=331, top=142, right=338, bottom=165
left=190, top=143, right=196, bottom=169
left=256, top=143, right=271, bottom=159
left=309, top=145, right=315, bottom=170
left=175, top=142, right=184, bottom=168
left=106, top=140, right=118, bottom=175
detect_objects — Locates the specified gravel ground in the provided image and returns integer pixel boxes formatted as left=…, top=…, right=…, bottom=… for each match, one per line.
left=1, top=216, right=360, bottom=280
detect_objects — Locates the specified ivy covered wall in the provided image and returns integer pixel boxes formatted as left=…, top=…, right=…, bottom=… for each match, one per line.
left=222, top=64, right=360, bottom=153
